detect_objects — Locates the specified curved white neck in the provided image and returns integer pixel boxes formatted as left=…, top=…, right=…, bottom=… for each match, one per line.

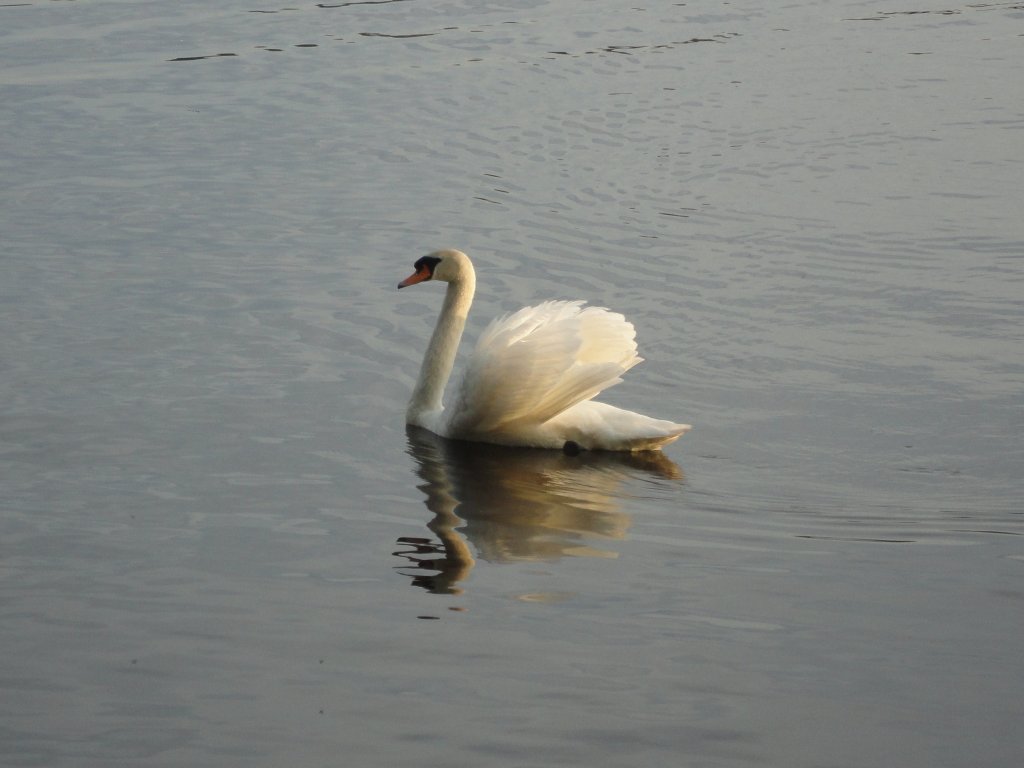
left=406, top=270, right=476, bottom=424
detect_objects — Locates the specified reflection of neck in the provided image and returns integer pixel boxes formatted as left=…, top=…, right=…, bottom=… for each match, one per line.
left=425, top=507, right=475, bottom=594
left=410, top=428, right=476, bottom=594
left=407, top=273, right=476, bottom=422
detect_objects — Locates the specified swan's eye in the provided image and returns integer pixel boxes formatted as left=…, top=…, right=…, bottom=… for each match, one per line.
left=414, top=255, right=442, bottom=277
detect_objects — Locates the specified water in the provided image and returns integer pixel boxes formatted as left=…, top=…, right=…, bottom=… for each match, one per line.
left=2, top=1, right=1022, bottom=766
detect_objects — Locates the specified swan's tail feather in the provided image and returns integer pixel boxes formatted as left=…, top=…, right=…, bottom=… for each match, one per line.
left=550, top=400, right=691, bottom=451
left=622, top=424, right=692, bottom=451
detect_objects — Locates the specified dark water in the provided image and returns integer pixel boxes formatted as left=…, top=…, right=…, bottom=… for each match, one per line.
left=2, top=1, right=1022, bottom=766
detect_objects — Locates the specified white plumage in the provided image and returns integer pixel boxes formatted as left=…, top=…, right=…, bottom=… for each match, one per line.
left=398, top=249, right=690, bottom=451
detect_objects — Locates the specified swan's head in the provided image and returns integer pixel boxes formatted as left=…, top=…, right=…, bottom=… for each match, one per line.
left=397, top=249, right=472, bottom=289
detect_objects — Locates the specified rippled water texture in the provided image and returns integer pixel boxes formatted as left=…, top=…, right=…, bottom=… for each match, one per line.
left=2, top=1, right=1022, bottom=767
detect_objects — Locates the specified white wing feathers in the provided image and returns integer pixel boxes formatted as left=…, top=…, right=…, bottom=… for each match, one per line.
left=448, top=300, right=642, bottom=435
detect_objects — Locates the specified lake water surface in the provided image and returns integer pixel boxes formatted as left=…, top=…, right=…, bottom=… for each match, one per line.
left=2, top=1, right=1022, bottom=766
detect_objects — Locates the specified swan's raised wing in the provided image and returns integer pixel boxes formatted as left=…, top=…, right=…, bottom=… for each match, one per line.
left=447, top=300, right=642, bottom=435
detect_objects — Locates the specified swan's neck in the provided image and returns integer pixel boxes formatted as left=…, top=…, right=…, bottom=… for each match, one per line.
left=407, top=272, right=476, bottom=424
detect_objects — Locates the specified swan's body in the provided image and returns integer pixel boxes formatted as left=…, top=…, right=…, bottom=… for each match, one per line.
left=398, top=250, right=690, bottom=452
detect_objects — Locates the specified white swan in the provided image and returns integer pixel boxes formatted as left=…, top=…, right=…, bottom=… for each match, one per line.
left=397, top=249, right=691, bottom=452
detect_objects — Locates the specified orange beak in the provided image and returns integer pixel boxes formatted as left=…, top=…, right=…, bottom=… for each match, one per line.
left=397, top=264, right=432, bottom=289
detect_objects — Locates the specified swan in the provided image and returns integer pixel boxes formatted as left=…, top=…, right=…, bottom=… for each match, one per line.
left=397, top=249, right=691, bottom=452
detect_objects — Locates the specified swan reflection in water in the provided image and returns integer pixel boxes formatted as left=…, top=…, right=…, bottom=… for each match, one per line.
left=394, top=426, right=683, bottom=595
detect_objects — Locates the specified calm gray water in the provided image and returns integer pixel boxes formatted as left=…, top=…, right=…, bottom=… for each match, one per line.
left=2, top=1, right=1022, bottom=766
